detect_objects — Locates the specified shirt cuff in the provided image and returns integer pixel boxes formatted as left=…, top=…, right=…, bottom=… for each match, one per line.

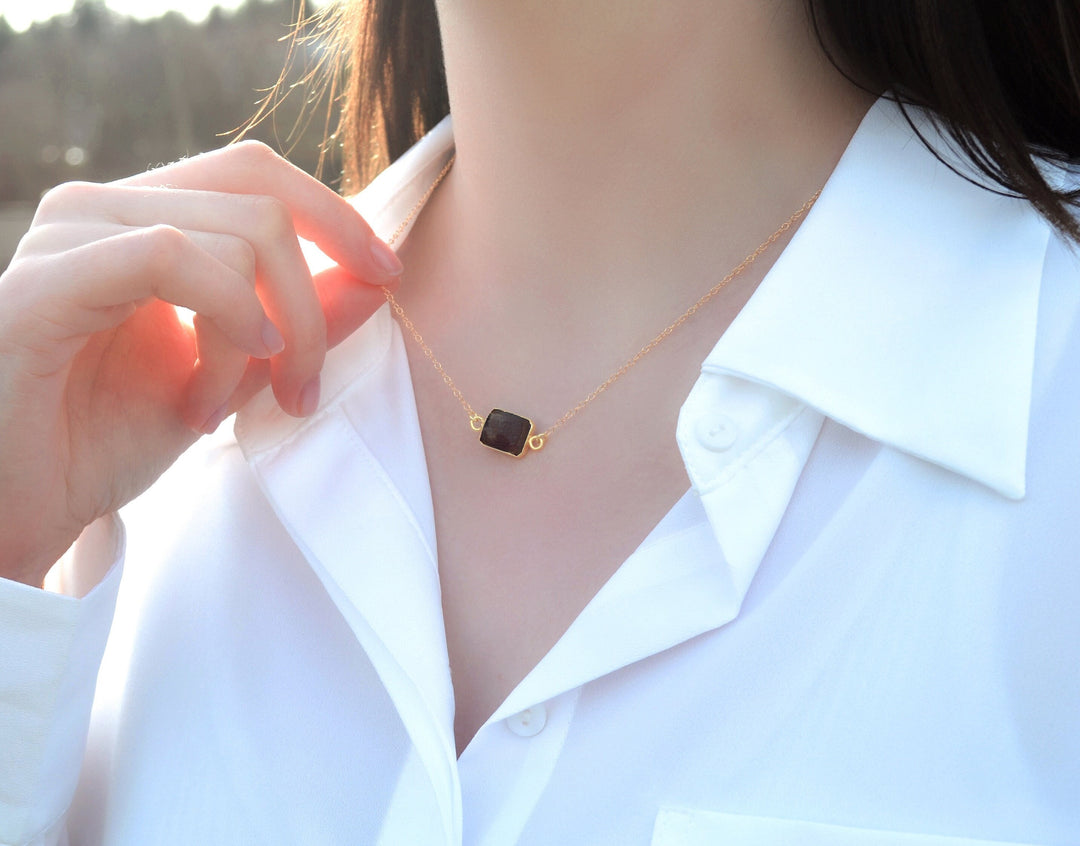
left=0, top=516, right=124, bottom=845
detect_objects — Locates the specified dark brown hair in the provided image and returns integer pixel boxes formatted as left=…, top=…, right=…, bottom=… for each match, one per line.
left=806, top=0, right=1080, bottom=238
left=312, top=0, right=446, bottom=195
left=321, top=0, right=1079, bottom=237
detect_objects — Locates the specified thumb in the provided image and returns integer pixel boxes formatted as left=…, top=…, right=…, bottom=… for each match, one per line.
left=316, top=264, right=395, bottom=349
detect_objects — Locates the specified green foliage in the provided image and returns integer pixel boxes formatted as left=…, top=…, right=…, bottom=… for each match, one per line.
left=0, top=0, right=336, bottom=203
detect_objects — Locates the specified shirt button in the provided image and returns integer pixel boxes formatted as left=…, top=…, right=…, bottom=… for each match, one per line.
left=695, top=414, right=738, bottom=452
left=505, top=705, right=547, bottom=738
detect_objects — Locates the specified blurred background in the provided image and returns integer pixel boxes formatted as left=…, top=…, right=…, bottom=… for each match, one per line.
left=0, top=0, right=332, bottom=270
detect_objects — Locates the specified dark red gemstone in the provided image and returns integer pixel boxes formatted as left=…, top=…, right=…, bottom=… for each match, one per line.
left=479, top=409, right=533, bottom=456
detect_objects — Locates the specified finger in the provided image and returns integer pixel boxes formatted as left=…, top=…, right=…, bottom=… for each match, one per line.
left=18, top=221, right=257, bottom=281
left=262, top=231, right=325, bottom=418
left=18, top=226, right=281, bottom=359
left=39, top=186, right=335, bottom=417
left=27, top=221, right=395, bottom=352
left=192, top=265, right=394, bottom=422
left=314, top=264, right=397, bottom=349
left=11, top=219, right=128, bottom=258
left=182, top=314, right=249, bottom=434
left=112, top=142, right=405, bottom=282
left=230, top=356, right=272, bottom=415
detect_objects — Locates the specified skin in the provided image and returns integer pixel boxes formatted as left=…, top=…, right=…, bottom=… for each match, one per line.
left=0, top=0, right=875, bottom=756
left=0, top=143, right=404, bottom=587
left=400, top=0, right=875, bottom=752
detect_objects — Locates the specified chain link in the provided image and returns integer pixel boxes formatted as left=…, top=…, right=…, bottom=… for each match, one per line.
left=381, top=152, right=820, bottom=451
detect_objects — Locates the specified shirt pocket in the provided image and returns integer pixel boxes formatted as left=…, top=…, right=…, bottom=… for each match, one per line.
left=651, top=808, right=1048, bottom=846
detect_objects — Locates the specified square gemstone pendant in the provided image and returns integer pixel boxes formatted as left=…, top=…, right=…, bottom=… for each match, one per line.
left=479, top=409, right=534, bottom=457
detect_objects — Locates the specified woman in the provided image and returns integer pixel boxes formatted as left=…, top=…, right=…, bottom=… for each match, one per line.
left=1, top=1, right=1078, bottom=843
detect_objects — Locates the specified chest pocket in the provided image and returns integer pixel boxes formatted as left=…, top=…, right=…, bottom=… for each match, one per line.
left=651, top=808, right=1048, bottom=846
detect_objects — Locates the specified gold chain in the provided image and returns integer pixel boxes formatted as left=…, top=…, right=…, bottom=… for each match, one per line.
left=382, top=153, right=819, bottom=454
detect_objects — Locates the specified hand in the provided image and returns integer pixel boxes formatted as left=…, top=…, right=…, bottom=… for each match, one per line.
left=0, top=141, right=403, bottom=588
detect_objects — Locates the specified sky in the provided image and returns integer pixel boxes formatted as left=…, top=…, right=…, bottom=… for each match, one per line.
left=0, top=1, right=280, bottom=32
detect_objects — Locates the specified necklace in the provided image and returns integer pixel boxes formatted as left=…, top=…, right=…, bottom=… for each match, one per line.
left=382, top=154, right=819, bottom=458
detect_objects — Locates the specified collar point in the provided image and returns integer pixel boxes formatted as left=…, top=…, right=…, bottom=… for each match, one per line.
left=994, top=476, right=1026, bottom=502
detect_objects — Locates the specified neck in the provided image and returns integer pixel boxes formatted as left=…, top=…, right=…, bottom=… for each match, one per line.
left=426, top=0, right=872, bottom=305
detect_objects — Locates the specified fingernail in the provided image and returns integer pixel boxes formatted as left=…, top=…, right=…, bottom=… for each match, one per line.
left=200, top=403, right=230, bottom=435
left=298, top=375, right=321, bottom=416
left=261, top=319, right=286, bottom=356
left=370, top=239, right=403, bottom=277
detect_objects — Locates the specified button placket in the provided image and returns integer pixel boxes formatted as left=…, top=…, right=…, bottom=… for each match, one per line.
left=460, top=690, right=579, bottom=846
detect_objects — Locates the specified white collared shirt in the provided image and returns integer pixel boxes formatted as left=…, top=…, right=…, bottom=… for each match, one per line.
left=1, top=99, right=1078, bottom=846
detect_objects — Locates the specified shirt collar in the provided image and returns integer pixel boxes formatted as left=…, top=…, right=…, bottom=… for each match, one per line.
left=230, top=100, right=1052, bottom=748
left=706, top=98, right=1051, bottom=500
left=251, top=97, right=1051, bottom=500
left=362, top=100, right=1052, bottom=500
